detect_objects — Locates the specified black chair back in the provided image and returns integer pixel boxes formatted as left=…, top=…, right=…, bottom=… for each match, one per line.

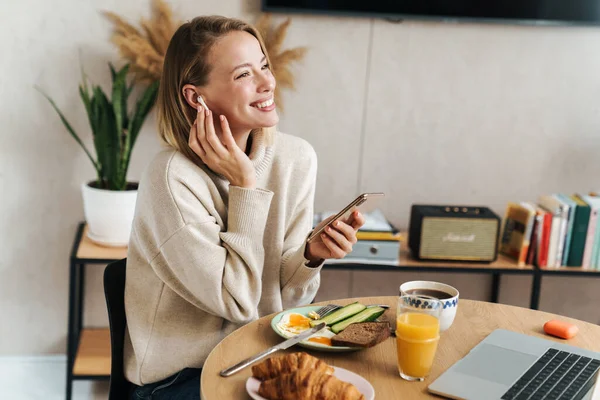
left=103, top=258, right=134, bottom=400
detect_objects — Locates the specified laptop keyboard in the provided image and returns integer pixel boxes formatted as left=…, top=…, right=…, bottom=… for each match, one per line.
left=501, top=348, right=600, bottom=400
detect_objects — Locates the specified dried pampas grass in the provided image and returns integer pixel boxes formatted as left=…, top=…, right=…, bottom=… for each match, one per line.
left=103, top=1, right=307, bottom=111
left=255, top=14, right=307, bottom=111
left=102, top=0, right=178, bottom=84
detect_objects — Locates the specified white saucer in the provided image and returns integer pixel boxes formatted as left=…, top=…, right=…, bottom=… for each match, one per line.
left=245, top=366, right=375, bottom=400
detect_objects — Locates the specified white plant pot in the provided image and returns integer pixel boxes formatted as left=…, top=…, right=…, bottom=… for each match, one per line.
left=81, top=181, right=138, bottom=247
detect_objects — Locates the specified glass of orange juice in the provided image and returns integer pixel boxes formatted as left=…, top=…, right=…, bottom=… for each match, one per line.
left=396, top=295, right=442, bottom=381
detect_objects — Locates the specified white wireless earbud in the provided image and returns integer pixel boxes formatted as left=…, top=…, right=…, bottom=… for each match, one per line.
left=197, top=95, right=209, bottom=111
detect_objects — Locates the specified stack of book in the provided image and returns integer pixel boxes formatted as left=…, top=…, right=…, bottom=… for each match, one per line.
left=313, top=209, right=400, bottom=261
left=499, top=193, right=600, bottom=268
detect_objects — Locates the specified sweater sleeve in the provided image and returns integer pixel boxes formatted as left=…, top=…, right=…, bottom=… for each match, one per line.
left=149, top=186, right=273, bottom=324
left=280, top=149, right=322, bottom=309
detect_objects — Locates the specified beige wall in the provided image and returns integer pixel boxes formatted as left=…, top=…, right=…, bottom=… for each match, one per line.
left=2, top=0, right=600, bottom=355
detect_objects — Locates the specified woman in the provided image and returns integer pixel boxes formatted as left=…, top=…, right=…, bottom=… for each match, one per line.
left=124, top=15, right=365, bottom=399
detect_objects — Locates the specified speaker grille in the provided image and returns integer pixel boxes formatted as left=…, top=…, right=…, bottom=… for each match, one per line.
left=420, top=217, right=498, bottom=260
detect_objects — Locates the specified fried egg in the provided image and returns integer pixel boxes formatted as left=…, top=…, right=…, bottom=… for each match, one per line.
left=276, top=313, right=313, bottom=337
left=307, top=336, right=332, bottom=346
left=276, top=312, right=337, bottom=346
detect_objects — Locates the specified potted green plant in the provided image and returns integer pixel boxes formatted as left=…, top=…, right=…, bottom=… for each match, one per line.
left=37, top=63, right=159, bottom=246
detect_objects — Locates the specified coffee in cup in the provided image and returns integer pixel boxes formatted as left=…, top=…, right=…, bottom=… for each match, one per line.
left=403, top=288, right=453, bottom=300
left=399, top=281, right=459, bottom=331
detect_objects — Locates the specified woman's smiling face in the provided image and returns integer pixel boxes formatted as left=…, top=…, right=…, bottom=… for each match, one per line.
left=201, top=30, right=278, bottom=135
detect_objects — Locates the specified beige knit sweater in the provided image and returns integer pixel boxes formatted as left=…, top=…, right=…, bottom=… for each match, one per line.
left=123, top=131, right=323, bottom=385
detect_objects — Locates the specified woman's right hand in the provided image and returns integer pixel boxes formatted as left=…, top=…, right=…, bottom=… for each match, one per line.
left=189, top=106, right=256, bottom=189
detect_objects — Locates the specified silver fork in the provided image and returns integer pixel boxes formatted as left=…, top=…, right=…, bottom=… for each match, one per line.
left=307, top=304, right=341, bottom=320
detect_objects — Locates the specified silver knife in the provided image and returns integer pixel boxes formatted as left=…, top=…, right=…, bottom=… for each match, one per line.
left=219, top=322, right=326, bottom=377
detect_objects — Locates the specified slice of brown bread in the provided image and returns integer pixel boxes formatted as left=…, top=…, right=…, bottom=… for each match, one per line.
left=331, top=322, right=391, bottom=348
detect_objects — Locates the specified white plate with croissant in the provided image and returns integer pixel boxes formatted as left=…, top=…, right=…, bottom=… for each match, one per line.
left=246, top=352, right=375, bottom=400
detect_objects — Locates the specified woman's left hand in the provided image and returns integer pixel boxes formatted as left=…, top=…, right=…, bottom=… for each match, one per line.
left=305, top=210, right=366, bottom=262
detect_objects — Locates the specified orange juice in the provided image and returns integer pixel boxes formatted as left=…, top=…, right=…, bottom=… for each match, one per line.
left=396, top=313, right=440, bottom=378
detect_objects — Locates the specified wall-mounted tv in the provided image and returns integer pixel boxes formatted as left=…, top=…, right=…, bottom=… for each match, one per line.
left=261, top=0, right=600, bottom=26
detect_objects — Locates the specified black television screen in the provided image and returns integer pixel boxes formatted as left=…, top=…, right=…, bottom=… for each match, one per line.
left=261, top=0, right=600, bottom=26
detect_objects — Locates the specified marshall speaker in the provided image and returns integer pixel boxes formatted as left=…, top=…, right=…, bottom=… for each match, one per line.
left=408, top=205, right=501, bottom=262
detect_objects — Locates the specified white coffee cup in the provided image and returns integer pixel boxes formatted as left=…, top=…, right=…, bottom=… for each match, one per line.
left=399, top=281, right=459, bottom=332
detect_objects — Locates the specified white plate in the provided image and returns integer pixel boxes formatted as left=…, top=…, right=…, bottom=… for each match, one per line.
left=245, top=366, right=375, bottom=400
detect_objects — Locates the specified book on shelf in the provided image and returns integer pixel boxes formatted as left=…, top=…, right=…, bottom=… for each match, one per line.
left=580, top=195, right=600, bottom=269
left=567, top=194, right=590, bottom=267
left=554, top=194, right=576, bottom=267
left=499, top=202, right=536, bottom=267
left=587, top=194, right=600, bottom=269
left=521, top=202, right=538, bottom=266
left=534, top=205, right=552, bottom=268
left=355, top=230, right=401, bottom=241
left=525, top=207, right=540, bottom=267
left=538, top=195, right=569, bottom=267
left=577, top=195, right=598, bottom=269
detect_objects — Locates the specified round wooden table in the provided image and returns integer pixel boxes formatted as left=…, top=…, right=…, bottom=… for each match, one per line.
left=200, top=297, right=600, bottom=399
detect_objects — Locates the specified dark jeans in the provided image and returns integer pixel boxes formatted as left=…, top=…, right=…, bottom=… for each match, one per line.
left=131, top=368, right=202, bottom=400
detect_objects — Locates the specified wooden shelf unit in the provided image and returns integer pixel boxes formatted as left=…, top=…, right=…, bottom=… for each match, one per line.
left=72, top=328, right=111, bottom=376
left=66, top=224, right=126, bottom=400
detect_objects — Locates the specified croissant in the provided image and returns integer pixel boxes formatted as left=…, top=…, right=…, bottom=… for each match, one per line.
left=252, top=352, right=334, bottom=381
left=258, top=368, right=365, bottom=400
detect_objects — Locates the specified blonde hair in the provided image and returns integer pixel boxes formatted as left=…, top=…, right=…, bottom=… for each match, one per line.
left=157, top=15, right=275, bottom=162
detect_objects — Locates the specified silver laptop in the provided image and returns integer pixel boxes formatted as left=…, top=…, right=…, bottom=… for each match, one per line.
left=428, top=329, right=600, bottom=400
